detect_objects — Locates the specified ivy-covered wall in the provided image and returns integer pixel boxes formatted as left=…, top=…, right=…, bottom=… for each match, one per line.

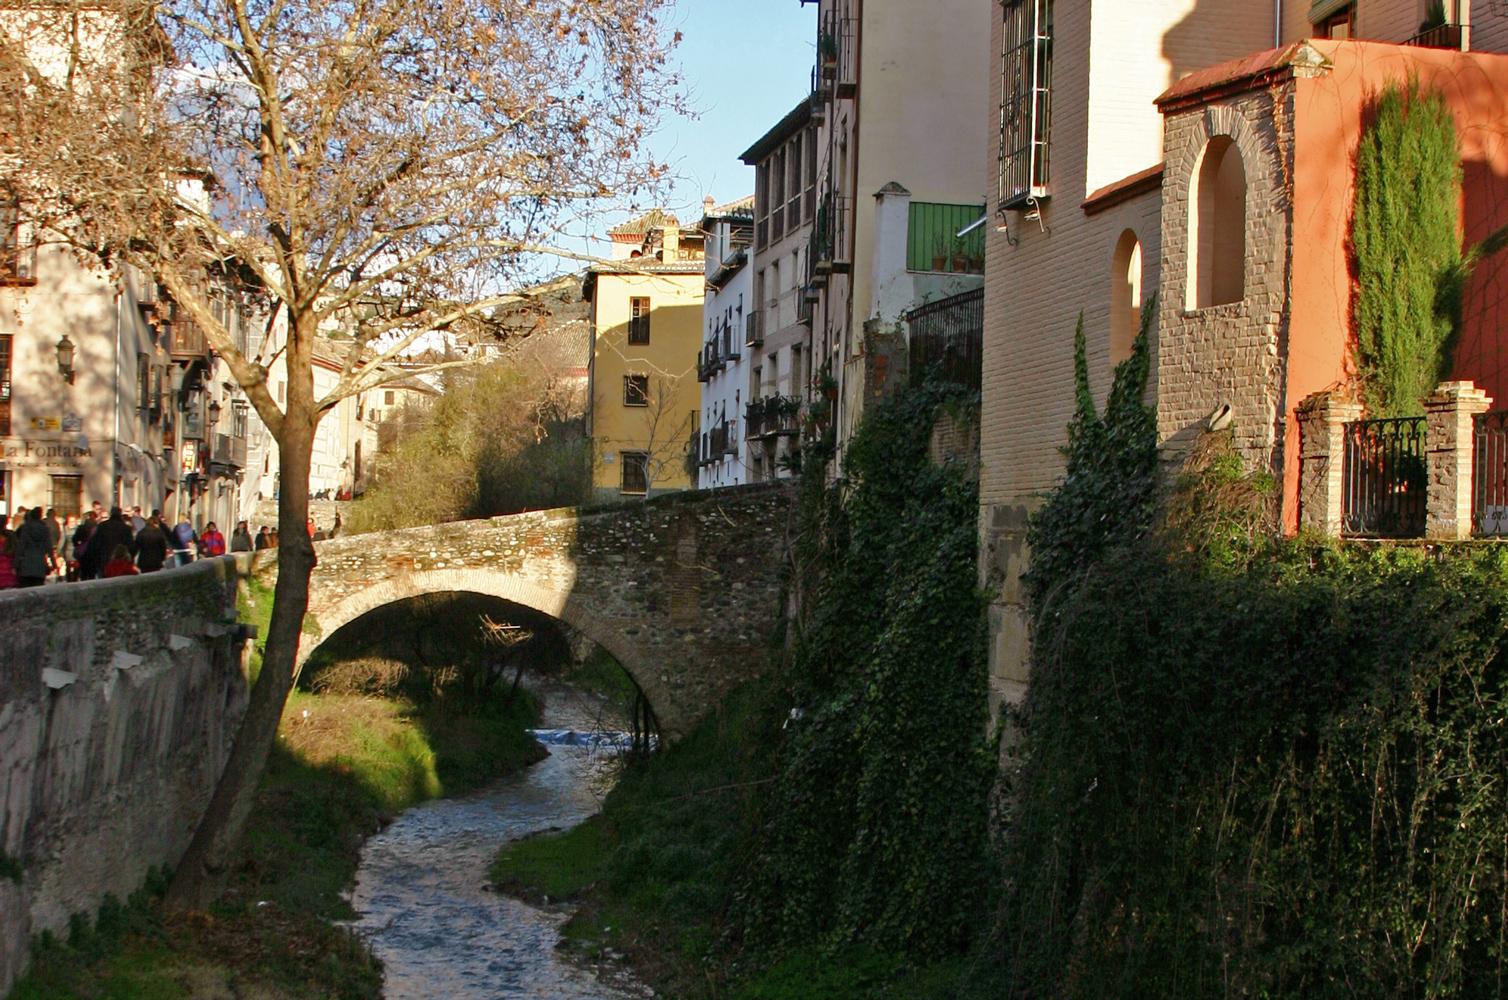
left=998, top=311, right=1508, bottom=997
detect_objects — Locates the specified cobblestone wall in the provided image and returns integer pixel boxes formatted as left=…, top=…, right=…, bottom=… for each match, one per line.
left=0, top=558, right=251, bottom=994
left=299, top=484, right=797, bottom=736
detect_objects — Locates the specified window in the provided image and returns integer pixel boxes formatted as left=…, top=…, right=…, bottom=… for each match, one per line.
left=49, top=475, right=83, bottom=519
left=620, top=450, right=649, bottom=494
left=137, top=355, right=150, bottom=410
left=999, top=0, right=1054, bottom=210
left=628, top=297, right=651, bottom=344
left=805, top=127, right=818, bottom=219
left=384, top=389, right=395, bottom=405
left=787, top=134, right=804, bottom=226
left=1188, top=136, right=1246, bottom=309
left=623, top=373, right=649, bottom=406
left=1311, top=1, right=1355, bottom=38
left=0, top=334, right=12, bottom=435
left=0, top=190, right=33, bottom=283
left=1110, top=230, right=1143, bottom=366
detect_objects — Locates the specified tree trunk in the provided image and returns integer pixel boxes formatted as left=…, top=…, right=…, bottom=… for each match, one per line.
left=166, top=401, right=317, bottom=910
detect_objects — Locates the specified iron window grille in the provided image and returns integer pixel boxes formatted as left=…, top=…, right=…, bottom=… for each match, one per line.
left=999, top=0, right=1053, bottom=211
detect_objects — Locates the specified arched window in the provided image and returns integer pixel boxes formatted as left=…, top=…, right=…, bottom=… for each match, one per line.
left=1110, top=229, right=1142, bottom=365
left=1188, top=135, right=1246, bottom=309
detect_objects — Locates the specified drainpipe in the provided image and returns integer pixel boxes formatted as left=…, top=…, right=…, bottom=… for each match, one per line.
left=112, top=288, right=122, bottom=507
left=1274, top=0, right=1283, bottom=48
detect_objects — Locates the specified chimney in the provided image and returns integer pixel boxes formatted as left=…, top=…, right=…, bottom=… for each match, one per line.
left=662, top=224, right=680, bottom=260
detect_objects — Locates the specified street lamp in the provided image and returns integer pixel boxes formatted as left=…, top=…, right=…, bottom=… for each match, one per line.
left=55, top=335, right=75, bottom=384
left=208, top=398, right=222, bottom=427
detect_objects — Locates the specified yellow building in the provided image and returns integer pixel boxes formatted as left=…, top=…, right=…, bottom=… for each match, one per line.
left=583, top=213, right=706, bottom=500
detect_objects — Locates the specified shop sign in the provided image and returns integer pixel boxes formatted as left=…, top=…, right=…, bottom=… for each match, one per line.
left=0, top=437, right=92, bottom=469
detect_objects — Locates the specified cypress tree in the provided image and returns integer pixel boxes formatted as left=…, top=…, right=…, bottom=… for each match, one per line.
left=1352, top=78, right=1463, bottom=417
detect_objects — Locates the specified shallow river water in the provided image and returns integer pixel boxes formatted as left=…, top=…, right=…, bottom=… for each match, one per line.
left=347, top=706, right=649, bottom=999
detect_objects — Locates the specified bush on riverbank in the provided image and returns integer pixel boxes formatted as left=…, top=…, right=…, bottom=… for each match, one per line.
left=11, top=579, right=545, bottom=1000
left=492, top=381, right=995, bottom=998
left=997, top=310, right=1508, bottom=997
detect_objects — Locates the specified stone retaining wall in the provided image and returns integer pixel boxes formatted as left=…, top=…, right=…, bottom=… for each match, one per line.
left=0, top=558, right=251, bottom=994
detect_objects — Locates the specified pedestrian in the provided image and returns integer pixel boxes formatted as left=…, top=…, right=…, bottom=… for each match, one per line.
left=331, top=512, right=343, bottom=538
left=103, top=544, right=139, bottom=578
left=306, top=516, right=316, bottom=538
left=200, top=521, right=227, bottom=557
left=44, top=508, right=62, bottom=562
left=171, top=516, right=197, bottom=567
left=129, top=506, right=147, bottom=534
left=230, top=520, right=253, bottom=553
left=253, top=525, right=271, bottom=550
left=0, top=532, right=16, bottom=589
left=134, top=515, right=169, bottom=572
left=70, top=511, right=97, bottom=581
left=59, top=513, right=77, bottom=577
left=14, top=507, right=54, bottom=587
left=84, top=508, right=134, bottom=581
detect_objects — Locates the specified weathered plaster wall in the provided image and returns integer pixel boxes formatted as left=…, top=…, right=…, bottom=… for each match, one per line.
left=0, top=557, right=250, bottom=995
left=299, top=484, right=796, bottom=738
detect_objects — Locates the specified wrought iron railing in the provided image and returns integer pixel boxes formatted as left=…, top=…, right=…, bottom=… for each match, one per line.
left=1341, top=417, right=1427, bottom=538
left=1473, top=410, right=1508, bottom=536
left=811, top=195, right=851, bottom=274
left=1406, top=22, right=1467, bottom=50
left=908, top=288, right=983, bottom=391
left=746, top=394, right=801, bottom=439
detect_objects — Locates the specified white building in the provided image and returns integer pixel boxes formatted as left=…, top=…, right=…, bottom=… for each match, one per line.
left=695, top=197, right=755, bottom=489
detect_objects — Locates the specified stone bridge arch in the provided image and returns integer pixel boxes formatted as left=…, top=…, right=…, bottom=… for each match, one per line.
left=293, top=484, right=796, bottom=737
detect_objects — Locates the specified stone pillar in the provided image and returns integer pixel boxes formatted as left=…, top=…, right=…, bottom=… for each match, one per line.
left=869, top=181, right=911, bottom=322
left=1295, top=391, right=1363, bottom=536
left=1425, top=380, right=1493, bottom=541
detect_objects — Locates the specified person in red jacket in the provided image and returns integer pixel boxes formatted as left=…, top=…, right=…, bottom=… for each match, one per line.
left=102, top=544, right=139, bottom=578
left=199, top=522, right=227, bottom=557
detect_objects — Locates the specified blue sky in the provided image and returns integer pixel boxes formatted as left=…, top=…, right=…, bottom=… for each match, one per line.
left=557, top=1, right=817, bottom=267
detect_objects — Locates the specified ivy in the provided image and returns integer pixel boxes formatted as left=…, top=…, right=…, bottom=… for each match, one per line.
left=998, top=304, right=1508, bottom=995
left=743, top=381, right=993, bottom=961
left=1352, top=78, right=1464, bottom=417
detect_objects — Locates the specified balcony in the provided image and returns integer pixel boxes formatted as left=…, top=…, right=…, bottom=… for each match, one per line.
left=211, top=432, right=247, bottom=468
left=818, top=8, right=856, bottom=100
left=746, top=311, right=763, bottom=348
left=907, top=202, right=986, bottom=275
left=746, top=394, right=801, bottom=440
left=812, top=195, right=852, bottom=277
left=1406, top=22, right=1467, bottom=50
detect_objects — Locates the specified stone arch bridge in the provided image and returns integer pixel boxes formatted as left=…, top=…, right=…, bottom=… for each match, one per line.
left=286, top=484, right=797, bottom=736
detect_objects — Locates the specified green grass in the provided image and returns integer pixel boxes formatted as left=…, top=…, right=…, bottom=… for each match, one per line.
left=489, top=814, right=609, bottom=903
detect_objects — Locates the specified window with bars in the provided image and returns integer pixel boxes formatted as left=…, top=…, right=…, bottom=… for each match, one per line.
left=49, top=475, right=83, bottom=519
left=999, top=0, right=1054, bottom=211
left=0, top=192, right=34, bottom=283
left=620, top=450, right=649, bottom=494
left=0, top=334, right=9, bottom=434
left=137, top=355, right=151, bottom=410
left=623, top=373, right=649, bottom=406
left=628, top=297, right=651, bottom=344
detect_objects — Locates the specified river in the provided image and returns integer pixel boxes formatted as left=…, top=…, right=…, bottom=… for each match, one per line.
left=346, top=694, right=650, bottom=999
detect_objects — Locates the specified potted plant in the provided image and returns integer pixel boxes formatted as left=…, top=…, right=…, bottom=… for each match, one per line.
left=950, top=236, right=971, bottom=273
left=819, top=32, right=838, bottom=68
left=931, top=235, right=949, bottom=272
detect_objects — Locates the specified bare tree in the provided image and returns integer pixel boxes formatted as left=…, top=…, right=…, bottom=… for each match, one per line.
left=0, top=0, right=680, bottom=907
left=638, top=372, right=694, bottom=495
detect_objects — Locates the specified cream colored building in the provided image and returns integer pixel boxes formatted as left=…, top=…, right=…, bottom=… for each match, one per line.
left=740, top=99, right=818, bottom=481
left=979, top=0, right=1508, bottom=714
left=806, top=0, right=992, bottom=458
left=584, top=214, right=705, bottom=501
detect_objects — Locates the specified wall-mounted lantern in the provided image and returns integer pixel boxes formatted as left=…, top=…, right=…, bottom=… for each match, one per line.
left=208, top=398, right=223, bottom=428
left=55, top=335, right=75, bottom=384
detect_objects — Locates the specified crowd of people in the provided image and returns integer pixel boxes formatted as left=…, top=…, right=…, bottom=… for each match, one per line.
left=0, top=502, right=317, bottom=590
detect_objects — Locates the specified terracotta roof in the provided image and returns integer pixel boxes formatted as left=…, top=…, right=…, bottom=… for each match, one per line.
left=705, top=195, right=755, bottom=221
left=609, top=208, right=680, bottom=240
left=1156, top=41, right=1331, bottom=113
left=1082, top=163, right=1164, bottom=216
